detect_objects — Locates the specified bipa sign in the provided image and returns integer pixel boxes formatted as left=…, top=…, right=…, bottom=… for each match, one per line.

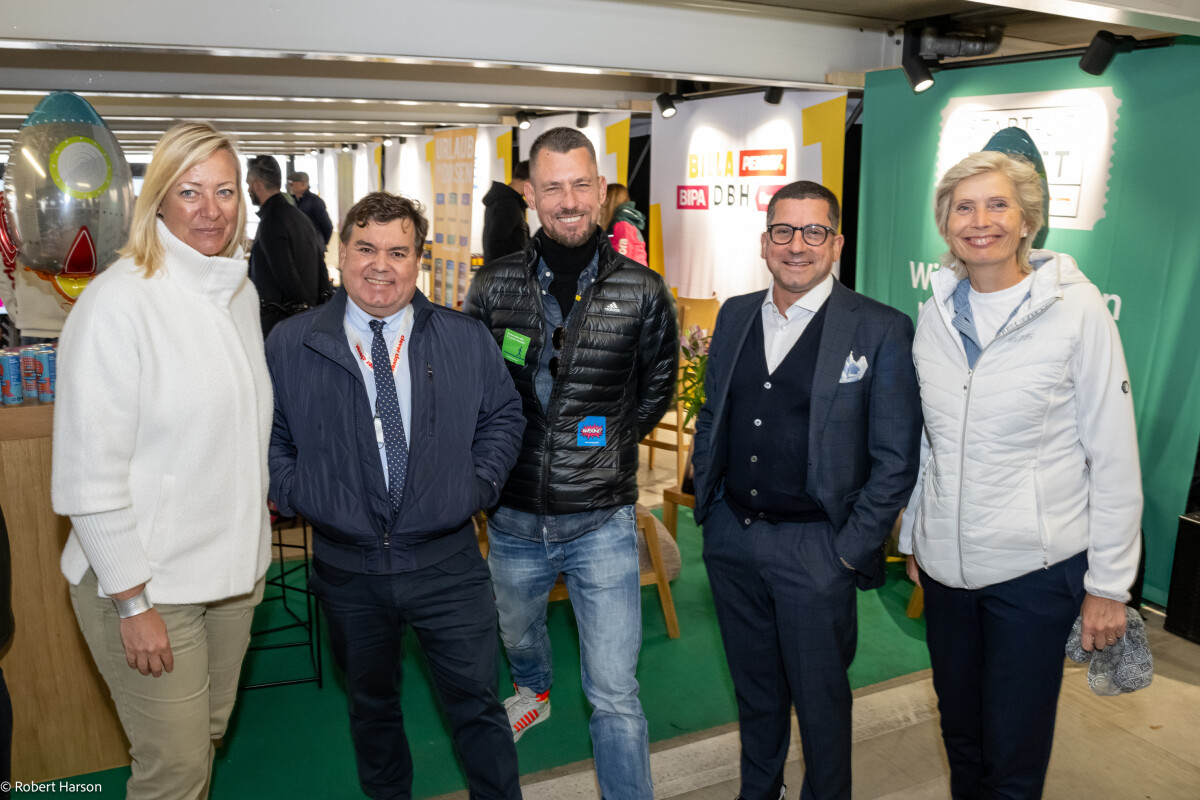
left=738, top=149, right=787, bottom=177
left=677, top=185, right=710, bottom=209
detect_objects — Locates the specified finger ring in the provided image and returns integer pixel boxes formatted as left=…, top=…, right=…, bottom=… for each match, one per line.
left=1106, top=637, right=1116, bottom=642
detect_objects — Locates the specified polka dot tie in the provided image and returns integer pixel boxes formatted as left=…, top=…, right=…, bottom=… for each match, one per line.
left=370, top=319, right=408, bottom=516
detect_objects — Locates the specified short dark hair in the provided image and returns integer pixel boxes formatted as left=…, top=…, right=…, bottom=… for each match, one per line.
left=247, top=155, right=282, bottom=191
left=528, top=128, right=596, bottom=174
left=766, top=180, right=840, bottom=229
left=339, top=192, right=429, bottom=250
left=512, top=160, right=530, bottom=182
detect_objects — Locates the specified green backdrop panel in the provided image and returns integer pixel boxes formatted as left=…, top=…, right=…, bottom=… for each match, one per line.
left=858, top=39, right=1200, bottom=606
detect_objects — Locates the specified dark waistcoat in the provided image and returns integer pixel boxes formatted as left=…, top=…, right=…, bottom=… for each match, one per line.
left=723, top=301, right=828, bottom=525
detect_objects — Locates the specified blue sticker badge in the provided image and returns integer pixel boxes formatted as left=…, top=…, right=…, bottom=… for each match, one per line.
left=577, top=416, right=607, bottom=446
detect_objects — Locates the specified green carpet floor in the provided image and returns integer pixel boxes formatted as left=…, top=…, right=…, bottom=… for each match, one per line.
left=51, top=508, right=929, bottom=798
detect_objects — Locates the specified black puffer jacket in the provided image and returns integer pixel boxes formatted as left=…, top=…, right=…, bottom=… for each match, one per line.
left=463, top=235, right=678, bottom=515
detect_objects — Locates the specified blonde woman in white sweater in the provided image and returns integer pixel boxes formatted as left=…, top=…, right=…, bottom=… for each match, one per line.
left=52, top=121, right=272, bottom=800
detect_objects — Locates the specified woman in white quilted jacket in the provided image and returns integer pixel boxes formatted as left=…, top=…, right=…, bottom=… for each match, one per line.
left=899, top=150, right=1142, bottom=799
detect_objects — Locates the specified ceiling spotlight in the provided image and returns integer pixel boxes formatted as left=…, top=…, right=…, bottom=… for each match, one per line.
left=515, top=111, right=531, bottom=130
left=382, top=137, right=394, bottom=147
left=655, top=93, right=677, bottom=119
left=576, top=111, right=590, bottom=128
left=1080, top=30, right=1134, bottom=75
left=398, top=136, right=407, bottom=144
left=902, top=55, right=935, bottom=93
left=341, top=143, right=351, bottom=153
left=763, top=86, right=784, bottom=105
left=309, top=148, right=318, bottom=156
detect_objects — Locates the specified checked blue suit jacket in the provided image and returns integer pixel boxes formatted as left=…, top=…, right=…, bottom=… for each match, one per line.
left=691, top=279, right=922, bottom=589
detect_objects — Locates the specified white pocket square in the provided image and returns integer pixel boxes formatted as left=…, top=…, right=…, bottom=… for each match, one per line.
left=839, top=351, right=868, bottom=383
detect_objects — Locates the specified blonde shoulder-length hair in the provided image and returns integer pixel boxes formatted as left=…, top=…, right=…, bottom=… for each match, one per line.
left=120, top=121, right=246, bottom=276
left=933, top=150, right=1044, bottom=280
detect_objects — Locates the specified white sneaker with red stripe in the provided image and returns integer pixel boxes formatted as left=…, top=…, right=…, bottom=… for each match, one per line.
left=504, top=684, right=551, bottom=742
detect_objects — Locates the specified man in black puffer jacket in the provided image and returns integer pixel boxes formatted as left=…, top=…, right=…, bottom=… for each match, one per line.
left=463, top=127, right=676, bottom=800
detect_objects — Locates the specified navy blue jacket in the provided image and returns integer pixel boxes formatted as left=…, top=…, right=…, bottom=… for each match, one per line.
left=691, top=280, right=921, bottom=589
left=266, top=288, right=525, bottom=574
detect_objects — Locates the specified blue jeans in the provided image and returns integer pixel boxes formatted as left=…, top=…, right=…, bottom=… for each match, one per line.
left=487, top=505, right=653, bottom=800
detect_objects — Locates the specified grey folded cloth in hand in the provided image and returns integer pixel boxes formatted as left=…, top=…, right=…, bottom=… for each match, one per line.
left=1065, top=605, right=1153, bottom=696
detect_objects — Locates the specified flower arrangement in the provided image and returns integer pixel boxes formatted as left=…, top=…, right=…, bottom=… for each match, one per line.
left=678, top=323, right=711, bottom=426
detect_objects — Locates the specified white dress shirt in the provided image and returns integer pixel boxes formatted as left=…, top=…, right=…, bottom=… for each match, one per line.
left=344, top=299, right=413, bottom=484
left=760, top=273, right=834, bottom=373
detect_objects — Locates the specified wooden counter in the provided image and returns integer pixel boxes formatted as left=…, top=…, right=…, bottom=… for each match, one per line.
left=0, top=403, right=130, bottom=781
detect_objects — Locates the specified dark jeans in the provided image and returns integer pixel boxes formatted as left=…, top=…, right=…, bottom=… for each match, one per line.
left=703, top=500, right=858, bottom=800
left=921, top=550, right=1087, bottom=800
left=309, top=546, right=520, bottom=800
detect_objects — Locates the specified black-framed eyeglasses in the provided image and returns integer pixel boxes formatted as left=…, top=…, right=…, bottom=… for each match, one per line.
left=549, top=326, right=566, bottom=378
left=767, top=223, right=837, bottom=246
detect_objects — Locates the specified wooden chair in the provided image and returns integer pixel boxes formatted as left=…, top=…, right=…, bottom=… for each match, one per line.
left=661, top=485, right=695, bottom=541
left=641, top=294, right=721, bottom=481
left=475, top=504, right=682, bottom=638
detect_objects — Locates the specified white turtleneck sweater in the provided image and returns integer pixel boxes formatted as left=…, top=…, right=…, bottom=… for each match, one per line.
left=53, top=221, right=273, bottom=605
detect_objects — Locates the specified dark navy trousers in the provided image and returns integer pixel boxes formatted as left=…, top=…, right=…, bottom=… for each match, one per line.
left=920, top=550, right=1087, bottom=800
left=309, top=545, right=520, bottom=800
left=703, top=499, right=858, bottom=800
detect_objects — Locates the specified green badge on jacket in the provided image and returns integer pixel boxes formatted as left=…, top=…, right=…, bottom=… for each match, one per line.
left=502, top=329, right=532, bottom=366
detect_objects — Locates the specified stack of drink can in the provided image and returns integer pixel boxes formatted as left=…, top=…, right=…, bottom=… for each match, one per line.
left=0, top=343, right=56, bottom=406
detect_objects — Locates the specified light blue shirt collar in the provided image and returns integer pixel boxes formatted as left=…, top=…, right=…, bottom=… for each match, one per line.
left=345, top=296, right=409, bottom=338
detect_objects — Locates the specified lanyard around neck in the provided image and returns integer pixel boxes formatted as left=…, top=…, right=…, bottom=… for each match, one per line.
left=355, top=309, right=413, bottom=373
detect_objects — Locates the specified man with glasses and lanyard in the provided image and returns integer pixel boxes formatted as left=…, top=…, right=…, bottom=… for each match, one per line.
left=690, top=181, right=921, bottom=800
left=463, top=127, right=676, bottom=800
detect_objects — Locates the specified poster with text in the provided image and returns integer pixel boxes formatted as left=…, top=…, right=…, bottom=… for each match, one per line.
left=431, top=128, right=477, bottom=307
left=650, top=91, right=846, bottom=302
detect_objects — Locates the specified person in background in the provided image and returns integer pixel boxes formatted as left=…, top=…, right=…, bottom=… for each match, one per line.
left=900, top=150, right=1142, bottom=799
left=287, top=171, right=334, bottom=248
left=52, top=120, right=272, bottom=800
left=267, top=192, right=525, bottom=800
left=600, top=183, right=648, bottom=266
left=482, top=160, right=530, bottom=263
left=691, top=180, right=921, bottom=800
left=247, top=156, right=332, bottom=337
left=464, top=126, right=677, bottom=800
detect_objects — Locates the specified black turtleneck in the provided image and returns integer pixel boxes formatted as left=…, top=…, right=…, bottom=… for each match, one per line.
left=537, top=227, right=600, bottom=319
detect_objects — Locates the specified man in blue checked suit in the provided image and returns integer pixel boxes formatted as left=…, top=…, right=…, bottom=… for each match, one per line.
left=691, top=181, right=922, bottom=800
left=266, top=193, right=525, bottom=800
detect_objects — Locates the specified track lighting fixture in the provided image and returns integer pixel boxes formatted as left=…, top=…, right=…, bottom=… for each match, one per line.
left=902, top=55, right=935, bottom=93
left=515, top=111, right=531, bottom=130
left=655, top=93, right=677, bottom=119
left=763, top=87, right=784, bottom=105
left=576, top=111, right=590, bottom=128
left=1080, top=30, right=1133, bottom=75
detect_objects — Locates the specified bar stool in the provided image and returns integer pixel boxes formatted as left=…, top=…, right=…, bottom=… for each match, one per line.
left=243, top=512, right=323, bottom=689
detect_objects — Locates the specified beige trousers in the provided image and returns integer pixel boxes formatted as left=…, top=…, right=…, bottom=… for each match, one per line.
left=70, top=569, right=264, bottom=800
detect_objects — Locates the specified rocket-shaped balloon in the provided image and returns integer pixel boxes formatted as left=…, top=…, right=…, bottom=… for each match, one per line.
left=2, top=91, right=134, bottom=301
